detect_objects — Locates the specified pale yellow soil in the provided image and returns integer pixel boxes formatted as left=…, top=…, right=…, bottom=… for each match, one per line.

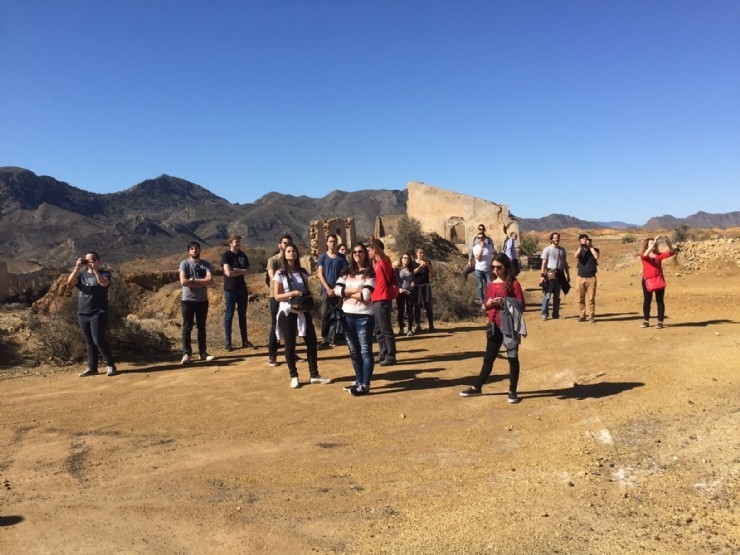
left=1, top=233, right=739, bottom=554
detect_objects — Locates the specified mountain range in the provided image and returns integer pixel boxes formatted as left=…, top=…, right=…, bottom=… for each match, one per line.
left=1, top=167, right=738, bottom=267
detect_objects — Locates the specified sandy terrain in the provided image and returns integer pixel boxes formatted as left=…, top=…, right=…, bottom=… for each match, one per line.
left=1, top=232, right=738, bottom=554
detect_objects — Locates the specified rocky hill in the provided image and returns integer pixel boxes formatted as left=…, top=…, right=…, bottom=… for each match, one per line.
left=0, top=167, right=406, bottom=266
left=2, top=166, right=737, bottom=267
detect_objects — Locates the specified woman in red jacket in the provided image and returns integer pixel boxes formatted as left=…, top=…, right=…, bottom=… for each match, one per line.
left=459, top=253, right=525, bottom=404
left=640, top=235, right=675, bottom=329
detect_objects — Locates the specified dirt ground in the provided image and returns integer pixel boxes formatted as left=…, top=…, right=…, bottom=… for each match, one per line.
left=1, top=231, right=739, bottom=554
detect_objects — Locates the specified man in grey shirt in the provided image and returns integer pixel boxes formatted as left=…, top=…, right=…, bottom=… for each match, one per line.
left=538, top=232, right=570, bottom=320
left=179, top=241, right=214, bottom=363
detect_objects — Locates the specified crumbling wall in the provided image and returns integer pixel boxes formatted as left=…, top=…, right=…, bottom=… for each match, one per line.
left=407, top=181, right=519, bottom=252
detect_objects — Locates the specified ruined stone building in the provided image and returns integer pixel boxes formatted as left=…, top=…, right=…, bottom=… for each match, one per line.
left=379, top=181, right=519, bottom=252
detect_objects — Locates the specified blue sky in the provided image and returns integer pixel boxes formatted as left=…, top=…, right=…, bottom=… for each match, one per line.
left=2, top=0, right=738, bottom=224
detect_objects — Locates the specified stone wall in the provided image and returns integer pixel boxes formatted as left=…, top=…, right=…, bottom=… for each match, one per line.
left=406, top=181, right=519, bottom=252
left=307, top=218, right=356, bottom=271
left=0, top=257, right=60, bottom=301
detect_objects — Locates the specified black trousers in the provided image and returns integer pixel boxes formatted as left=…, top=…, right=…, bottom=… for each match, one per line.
left=277, top=311, right=319, bottom=378
left=473, top=324, right=520, bottom=392
left=78, top=311, right=115, bottom=370
left=182, top=301, right=209, bottom=356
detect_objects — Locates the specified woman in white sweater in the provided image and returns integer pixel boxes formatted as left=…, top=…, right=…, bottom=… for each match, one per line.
left=334, top=242, right=376, bottom=396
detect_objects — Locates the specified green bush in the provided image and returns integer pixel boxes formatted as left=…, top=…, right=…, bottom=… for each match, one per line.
left=518, top=234, right=540, bottom=257
left=622, top=234, right=636, bottom=244
left=395, top=216, right=427, bottom=256
left=673, top=224, right=691, bottom=243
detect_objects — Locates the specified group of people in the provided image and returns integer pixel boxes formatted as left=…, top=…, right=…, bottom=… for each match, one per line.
left=68, top=227, right=676, bottom=404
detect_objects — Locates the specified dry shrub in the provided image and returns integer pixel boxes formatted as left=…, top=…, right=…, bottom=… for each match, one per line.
left=430, top=261, right=481, bottom=321
left=29, top=274, right=172, bottom=365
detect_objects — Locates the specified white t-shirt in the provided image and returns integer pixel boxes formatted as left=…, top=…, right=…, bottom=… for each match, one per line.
left=472, top=244, right=493, bottom=272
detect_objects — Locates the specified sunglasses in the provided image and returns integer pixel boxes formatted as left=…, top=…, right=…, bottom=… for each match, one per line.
left=352, top=250, right=364, bottom=255
left=492, top=264, right=504, bottom=270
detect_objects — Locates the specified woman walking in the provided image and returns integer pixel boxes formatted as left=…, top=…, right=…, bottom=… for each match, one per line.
left=334, top=243, right=376, bottom=396
left=395, top=253, right=416, bottom=336
left=460, top=253, right=526, bottom=403
left=273, top=243, right=332, bottom=388
left=640, top=235, right=675, bottom=329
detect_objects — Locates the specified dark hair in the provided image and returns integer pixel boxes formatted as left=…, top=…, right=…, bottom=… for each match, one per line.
left=228, top=234, right=242, bottom=243
left=549, top=232, right=559, bottom=242
left=397, top=252, right=413, bottom=268
left=370, top=238, right=385, bottom=251
left=326, top=233, right=338, bottom=244
left=85, top=251, right=100, bottom=261
left=280, top=234, right=293, bottom=243
left=347, top=242, right=374, bottom=278
left=188, top=241, right=201, bottom=250
left=493, top=253, right=515, bottom=292
left=279, top=242, right=306, bottom=274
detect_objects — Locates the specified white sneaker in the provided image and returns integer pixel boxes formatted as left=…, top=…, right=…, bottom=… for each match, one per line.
left=200, top=354, right=215, bottom=361
left=181, top=354, right=192, bottom=364
left=106, top=365, right=119, bottom=376
left=310, top=375, right=332, bottom=385
left=290, top=377, right=300, bottom=389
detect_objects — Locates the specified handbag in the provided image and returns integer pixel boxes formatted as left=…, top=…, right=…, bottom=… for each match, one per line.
left=645, top=275, right=667, bottom=292
left=285, top=271, right=314, bottom=312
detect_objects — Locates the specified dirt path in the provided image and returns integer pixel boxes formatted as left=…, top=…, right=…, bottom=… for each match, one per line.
left=1, top=267, right=739, bottom=554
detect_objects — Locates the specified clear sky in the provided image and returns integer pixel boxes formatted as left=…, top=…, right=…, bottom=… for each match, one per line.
left=2, top=0, right=738, bottom=224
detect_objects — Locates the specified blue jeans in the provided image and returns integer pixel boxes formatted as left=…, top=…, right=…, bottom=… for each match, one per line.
left=343, top=314, right=375, bottom=387
left=541, top=279, right=562, bottom=318
left=474, top=269, right=491, bottom=305
left=224, top=288, right=248, bottom=346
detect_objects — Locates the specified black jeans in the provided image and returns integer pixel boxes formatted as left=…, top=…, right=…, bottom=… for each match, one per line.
left=396, top=293, right=416, bottom=330
left=78, top=311, right=114, bottom=370
left=642, top=279, right=666, bottom=321
left=320, top=292, right=343, bottom=341
left=473, top=324, right=520, bottom=393
left=277, top=311, right=319, bottom=378
left=414, top=284, right=434, bottom=328
left=182, top=301, right=209, bottom=356
left=267, top=298, right=280, bottom=357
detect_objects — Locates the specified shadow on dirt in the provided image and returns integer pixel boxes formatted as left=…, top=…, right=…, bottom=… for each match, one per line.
left=0, top=515, right=24, bottom=527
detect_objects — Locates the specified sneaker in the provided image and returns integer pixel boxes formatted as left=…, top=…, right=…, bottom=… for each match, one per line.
left=290, top=377, right=300, bottom=389
left=459, top=387, right=481, bottom=397
left=414, top=326, right=421, bottom=334
left=552, top=315, right=560, bottom=320
left=406, top=330, right=413, bottom=337
left=577, top=316, right=587, bottom=322
left=79, top=368, right=99, bottom=377
left=429, top=325, right=436, bottom=332
left=200, top=354, right=215, bottom=361
left=181, top=354, right=192, bottom=364
left=589, top=317, right=596, bottom=324
left=106, top=365, right=118, bottom=377
left=657, top=321, right=664, bottom=329
left=379, top=359, right=397, bottom=367
left=343, top=382, right=358, bottom=391
left=508, top=391, right=520, bottom=404
left=242, top=340, right=255, bottom=349
left=541, top=315, right=548, bottom=321
left=317, top=341, right=331, bottom=350
left=310, top=375, right=332, bottom=385
left=267, top=356, right=279, bottom=367
left=374, top=356, right=385, bottom=364
left=641, top=321, right=649, bottom=328
left=224, top=344, right=233, bottom=352
left=350, top=384, right=369, bottom=396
